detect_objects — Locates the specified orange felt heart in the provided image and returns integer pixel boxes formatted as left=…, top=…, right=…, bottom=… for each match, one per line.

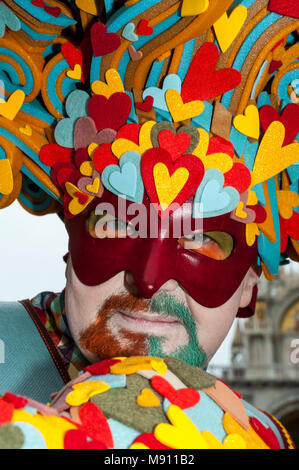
left=151, top=376, right=200, bottom=409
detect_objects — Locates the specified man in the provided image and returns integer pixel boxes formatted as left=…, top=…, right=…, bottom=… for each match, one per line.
left=0, top=0, right=298, bottom=449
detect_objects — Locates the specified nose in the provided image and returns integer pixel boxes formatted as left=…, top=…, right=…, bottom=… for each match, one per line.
left=125, top=238, right=177, bottom=298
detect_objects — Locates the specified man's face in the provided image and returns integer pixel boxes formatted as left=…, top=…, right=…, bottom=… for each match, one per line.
left=65, top=257, right=257, bottom=368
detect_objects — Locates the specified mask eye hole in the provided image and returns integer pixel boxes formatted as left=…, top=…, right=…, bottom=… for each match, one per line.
left=178, top=231, right=234, bottom=260
left=87, top=210, right=136, bottom=239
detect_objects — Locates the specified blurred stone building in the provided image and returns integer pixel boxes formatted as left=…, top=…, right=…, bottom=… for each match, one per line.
left=209, top=265, right=299, bottom=447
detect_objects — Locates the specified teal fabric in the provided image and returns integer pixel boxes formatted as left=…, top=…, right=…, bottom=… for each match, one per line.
left=0, top=301, right=65, bottom=403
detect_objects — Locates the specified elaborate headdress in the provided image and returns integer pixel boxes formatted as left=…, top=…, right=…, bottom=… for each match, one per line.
left=1, top=0, right=299, bottom=283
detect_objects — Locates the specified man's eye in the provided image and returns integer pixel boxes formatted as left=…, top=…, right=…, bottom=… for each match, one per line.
left=88, top=211, right=136, bottom=239
left=178, top=231, right=234, bottom=260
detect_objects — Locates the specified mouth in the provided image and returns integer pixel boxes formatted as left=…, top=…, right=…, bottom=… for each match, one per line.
left=112, top=309, right=181, bottom=334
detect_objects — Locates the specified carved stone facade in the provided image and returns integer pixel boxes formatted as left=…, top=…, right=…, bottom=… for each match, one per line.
left=208, top=265, right=299, bottom=447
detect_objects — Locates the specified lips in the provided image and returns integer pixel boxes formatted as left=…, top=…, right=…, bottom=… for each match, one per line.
left=116, top=310, right=180, bottom=325
left=113, top=310, right=181, bottom=333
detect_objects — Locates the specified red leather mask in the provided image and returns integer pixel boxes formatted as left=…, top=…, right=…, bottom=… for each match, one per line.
left=65, top=191, right=258, bottom=310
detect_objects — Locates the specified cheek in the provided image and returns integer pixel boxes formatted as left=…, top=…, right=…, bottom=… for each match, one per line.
left=186, top=282, right=244, bottom=360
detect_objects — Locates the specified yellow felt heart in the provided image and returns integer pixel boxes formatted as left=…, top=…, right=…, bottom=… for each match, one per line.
left=75, top=0, right=98, bottom=15
left=67, top=63, right=82, bottom=81
left=88, top=142, right=99, bottom=157
left=251, top=121, right=299, bottom=187
left=201, top=431, right=247, bottom=449
left=137, top=388, right=160, bottom=407
left=110, top=356, right=158, bottom=375
left=19, top=124, right=32, bottom=136
left=213, top=6, right=247, bottom=53
left=86, top=177, right=100, bottom=194
left=246, top=223, right=260, bottom=247
left=277, top=190, right=299, bottom=220
left=151, top=358, right=167, bottom=375
left=0, top=90, right=25, bottom=121
left=192, top=128, right=209, bottom=158
left=80, top=160, right=94, bottom=176
left=235, top=201, right=248, bottom=219
left=233, top=105, right=260, bottom=140
left=200, top=153, right=233, bottom=173
left=165, top=89, right=204, bottom=123
left=0, top=159, right=13, bottom=195
left=223, top=413, right=269, bottom=449
left=92, top=68, right=124, bottom=99
left=112, top=120, right=155, bottom=158
left=154, top=163, right=189, bottom=210
left=66, top=380, right=110, bottom=407
left=181, top=0, right=209, bottom=17
left=65, top=181, right=94, bottom=215
left=155, top=405, right=209, bottom=449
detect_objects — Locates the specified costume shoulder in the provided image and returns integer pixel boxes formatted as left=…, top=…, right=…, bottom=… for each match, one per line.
left=0, top=297, right=66, bottom=403
left=0, top=356, right=295, bottom=449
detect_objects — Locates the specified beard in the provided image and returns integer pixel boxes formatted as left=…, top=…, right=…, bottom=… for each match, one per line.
left=79, top=293, right=149, bottom=360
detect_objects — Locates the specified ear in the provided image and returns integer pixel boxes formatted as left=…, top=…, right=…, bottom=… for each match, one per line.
left=239, top=267, right=260, bottom=308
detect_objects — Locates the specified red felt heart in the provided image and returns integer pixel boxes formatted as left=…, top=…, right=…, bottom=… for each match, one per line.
left=280, top=212, right=299, bottom=253
left=3, top=393, right=28, bottom=410
left=90, top=22, right=121, bottom=57
left=132, top=433, right=171, bottom=449
left=151, top=376, right=200, bottom=409
left=74, top=191, right=90, bottom=205
left=40, top=144, right=73, bottom=167
left=88, top=93, right=132, bottom=132
left=207, top=136, right=235, bottom=157
left=31, top=0, right=45, bottom=7
left=83, top=359, right=121, bottom=375
left=269, top=60, right=282, bottom=74
left=181, top=42, right=242, bottom=102
left=116, top=123, right=141, bottom=145
left=259, top=103, right=299, bottom=146
left=268, top=0, right=299, bottom=19
left=52, top=162, right=75, bottom=189
left=158, top=130, right=191, bottom=161
left=137, top=19, right=154, bottom=36
left=0, top=398, right=14, bottom=424
left=44, top=5, right=61, bottom=17
left=224, top=163, right=252, bottom=194
left=74, top=148, right=89, bottom=170
left=61, top=42, right=83, bottom=72
left=248, top=204, right=267, bottom=224
left=64, top=429, right=107, bottom=449
left=80, top=402, right=113, bottom=448
left=141, top=148, right=205, bottom=218
left=93, top=144, right=119, bottom=173
left=250, top=417, right=280, bottom=449
left=135, top=96, right=154, bottom=112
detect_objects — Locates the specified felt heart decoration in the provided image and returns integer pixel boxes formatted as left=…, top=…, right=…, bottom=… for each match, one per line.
left=250, top=417, right=280, bottom=449
left=0, top=159, right=13, bottom=195
left=137, top=19, right=153, bottom=36
left=268, top=0, right=299, bottom=19
left=223, top=163, right=252, bottom=194
left=213, top=6, right=247, bottom=53
left=233, top=105, right=260, bottom=140
left=117, top=123, right=141, bottom=145
left=231, top=202, right=257, bottom=224
left=3, top=393, right=28, bottom=410
left=101, top=151, right=144, bottom=203
left=135, top=96, right=154, bottom=112
left=181, top=0, right=209, bottom=17
left=143, top=74, right=182, bottom=112
left=128, top=45, right=143, bottom=61
left=193, top=169, right=240, bottom=218
left=79, top=402, right=113, bottom=448
left=64, top=429, right=107, bottom=449
left=91, top=69, right=124, bottom=98
left=66, top=64, right=82, bottom=81
left=207, top=136, right=235, bottom=157
left=181, top=42, right=242, bottom=102
left=122, top=22, right=139, bottom=42
left=93, top=144, right=119, bottom=174
left=88, top=93, right=132, bottom=132
left=74, top=116, right=117, bottom=150
left=152, top=123, right=199, bottom=156
left=19, top=124, right=32, bottom=136
left=40, top=144, right=73, bottom=167
left=158, top=130, right=191, bottom=161
left=132, top=433, right=171, bottom=449
left=0, top=398, right=14, bottom=424
left=112, top=120, right=155, bottom=158
left=83, top=359, right=121, bottom=375
left=280, top=211, right=299, bottom=253
left=0, top=2, right=21, bottom=38
left=0, top=89, right=25, bottom=121
left=61, top=42, right=82, bottom=73
left=65, top=182, right=94, bottom=215
left=77, top=170, right=104, bottom=197
left=269, top=60, right=282, bottom=74
left=137, top=389, right=160, bottom=407
left=51, top=162, right=75, bottom=189
left=251, top=121, right=299, bottom=187
left=141, top=148, right=204, bottom=217
left=90, top=22, right=121, bottom=57
left=259, top=103, right=299, bottom=146
left=165, top=89, right=204, bottom=123
left=151, top=376, right=200, bottom=409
